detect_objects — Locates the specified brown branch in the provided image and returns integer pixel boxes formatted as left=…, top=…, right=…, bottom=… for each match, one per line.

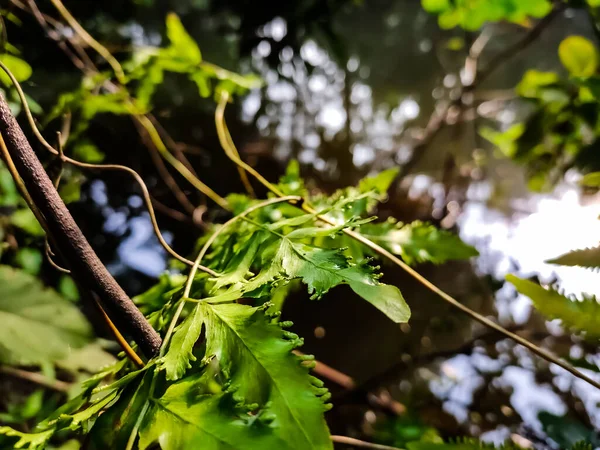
left=0, top=93, right=161, bottom=357
left=0, top=366, right=71, bottom=393
left=331, top=436, right=403, bottom=449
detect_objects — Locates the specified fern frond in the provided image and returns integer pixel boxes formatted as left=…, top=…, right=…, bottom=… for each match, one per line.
left=507, top=275, right=600, bottom=338
left=546, top=244, right=600, bottom=269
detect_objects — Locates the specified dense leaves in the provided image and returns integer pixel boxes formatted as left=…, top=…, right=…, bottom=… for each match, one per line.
left=421, top=0, right=552, bottom=30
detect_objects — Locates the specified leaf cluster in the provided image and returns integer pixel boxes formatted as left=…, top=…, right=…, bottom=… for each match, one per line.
left=481, top=35, right=600, bottom=190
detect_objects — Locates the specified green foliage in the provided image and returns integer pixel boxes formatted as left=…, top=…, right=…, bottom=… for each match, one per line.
left=506, top=274, right=600, bottom=338
left=539, top=412, right=600, bottom=449
left=559, top=36, right=599, bottom=77
left=546, top=244, right=600, bottom=268
left=138, top=372, right=292, bottom=450
left=0, top=54, right=32, bottom=86
left=421, top=0, right=552, bottom=30
left=159, top=303, right=331, bottom=449
left=581, top=171, right=600, bottom=186
left=360, top=219, right=478, bottom=265
left=0, top=265, right=93, bottom=365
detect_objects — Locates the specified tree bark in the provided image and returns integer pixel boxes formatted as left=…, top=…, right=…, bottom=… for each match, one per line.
left=0, top=93, right=161, bottom=357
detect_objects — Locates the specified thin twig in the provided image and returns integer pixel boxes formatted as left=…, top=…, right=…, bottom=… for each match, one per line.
left=48, top=0, right=126, bottom=83
left=0, top=61, right=217, bottom=277
left=0, top=366, right=71, bottom=393
left=132, top=117, right=197, bottom=215
left=16, top=0, right=231, bottom=211
left=331, top=435, right=403, bottom=450
left=475, top=6, right=563, bottom=87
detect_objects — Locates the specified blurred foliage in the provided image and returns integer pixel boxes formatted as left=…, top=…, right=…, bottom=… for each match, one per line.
left=482, top=34, right=600, bottom=190
left=0, top=0, right=599, bottom=448
left=421, top=0, right=552, bottom=30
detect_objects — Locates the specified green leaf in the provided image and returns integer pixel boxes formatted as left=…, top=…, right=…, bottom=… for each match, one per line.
left=14, top=247, right=42, bottom=275
left=0, top=54, right=32, bottom=86
left=539, top=412, right=600, bottom=449
left=422, top=0, right=552, bottom=30
left=82, top=93, right=133, bottom=119
left=58, top=275, right=79, bottom=302
left=506, top=274, right=600, bottom=338
left=199, top=302, right=332, bottom=449
left=581, top=171, right=600, bottom=187
left=278, top=160, right=307, bottom=196
left=139, top=372, right=293, bottom=450
left=87, top=373, right=150, bottom=449
left=235, top=231, right=410, bottom=323
left=559, top=36, right=598, bottom=77
left=360, top=220, right=478, bottom=265
left=160, top=303, right=204, bottom=380
left=57, top=341, right=116, bottom=373
left=0, top=427, right=54, bottom=449
left=421, top=0, right=451, bottom=14
left=11, top=208, right=44, bottom=236
left=72, top=140, right=105, bottom=163
left=546, top=245, right=600, bottom=268
left=0, top=265, right=93, bottom=365
left=165, top=13, right=202, bottom=66
left=516, top=70, right=560, bottom=98
left=358, top=167, right=399, bottom=195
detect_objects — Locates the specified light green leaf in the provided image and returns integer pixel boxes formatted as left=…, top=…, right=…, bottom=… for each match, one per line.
left=546, top=245, right=600, bottom=269
left=15, top=247, right=42, bottom=275
left=0, top=266, right=93, bottom=365
left=516, top=70, right=560, bottom=98
left=160, top=304, right=204, bottom=380
left=358, top=167, right=399, bottom=194
left=11, top=208, right=44, bottom=236
left=559, top=36, right=598, bottom=78
left=0, top=427, right=54, bottom=449
left=581, top=172, right=600, bottom=187
left=200, top=302, right=332, bottom=449
left=72, top=140, right=105, bottom=163
left=421, top=0, right=451, bottom=13
left=361, top=219, right=478, bottom=265
left=165, top=13, right=202, bottom=66
left=139, top=372, right=292, bottom=450
left=57, top=341, right=116, bottom=373
left=507, top=274, right=600, bottom=338
left=0, top=54, right=32, bottom=86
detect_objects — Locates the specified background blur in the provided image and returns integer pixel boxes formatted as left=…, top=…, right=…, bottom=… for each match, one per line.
left=5, top=0, right=600, bottom=447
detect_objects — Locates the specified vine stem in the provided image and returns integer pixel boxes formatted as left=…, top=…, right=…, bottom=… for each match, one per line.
left=19, top=0, right=231, bottom=211
left=0, top=366, right=71, bottom=393
left=0, top=61, right=217, bottom=277
left=215, top=96, right=600, bottom=391
left=48, top=0, right=126, bottom=84
left=330, top=435, right=403, bottom=450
